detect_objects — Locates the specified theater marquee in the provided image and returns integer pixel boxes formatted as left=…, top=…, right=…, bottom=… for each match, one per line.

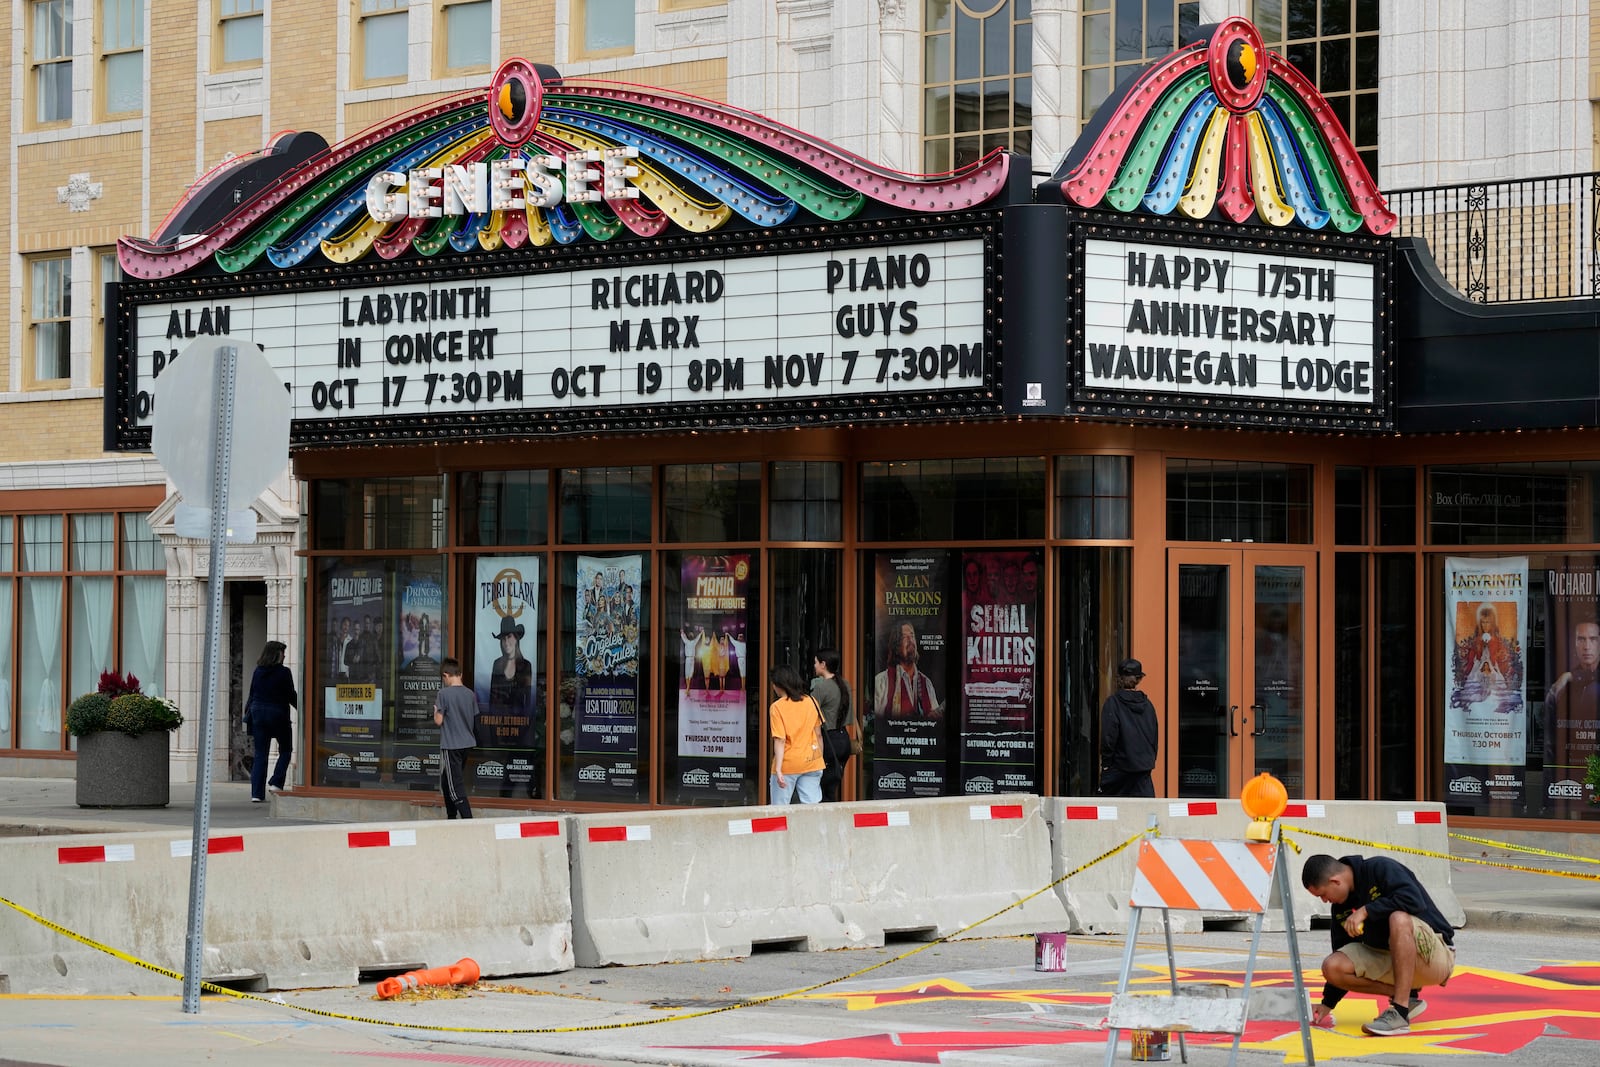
left=1082, top=237, right=1377, bottom=405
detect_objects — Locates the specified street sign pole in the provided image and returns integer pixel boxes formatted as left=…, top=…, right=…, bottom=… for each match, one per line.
left=180, top=345, right=237, bottom=1014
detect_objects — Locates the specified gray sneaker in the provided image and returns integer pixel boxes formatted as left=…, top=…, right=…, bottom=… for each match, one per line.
left=1408, top=997, right=1427, bottom=1021
left=1363, top=1005, right=1410, bottom=1036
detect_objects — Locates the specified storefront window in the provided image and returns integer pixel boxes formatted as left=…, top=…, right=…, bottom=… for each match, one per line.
left=557, top=552, right=650, bottom=802
left=1428, top=461, right=1600, bottom=545
left=661, top=550, right=758, bottom=805
left=770, top=461, right=842, bottom=541
left=458, top=470, right=549, bottom=546
left=663, top=463, right=760, bottom=542
left=1057, top=546, right=1131, bottom=796
left=1434, top=553, right=1600, bottom=821
left=1333, top=553, right=1368, bottom=798
left=1056, top=455, right=1131, bottom=539
left=1376, top=466, right=1415, bottom=545
left=1166, top=459, right=1313, bottom=543
left=559, top=466, right=651, bottom=544
left=1335, top=466, right=1366, bottom=545
left=860, top=457, right=1046, bottom=541
left=3, top=511, right=164, bottom=750
left=861, top=546, right=1045, bottom=798
left=313, top=476, right=446, bottom=550
left=1377, top=553, right=1416, bottom=798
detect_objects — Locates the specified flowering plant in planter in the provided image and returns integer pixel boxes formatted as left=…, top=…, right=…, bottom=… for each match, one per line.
left=1587, top=753, right=1600, bottom=805
left=67, top=670, right=182, bottom=738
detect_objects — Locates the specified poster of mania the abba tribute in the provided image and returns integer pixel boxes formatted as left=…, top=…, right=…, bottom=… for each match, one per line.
left=574, top=554, right=643, bottom=801
left=675, top=553, right=752, bottom=803
left=473, top=557, right=540, bottom=798
left=1541, top=559, right=1600, bottom=814
left=321, top=565, right=386, bottom=786
left=390, top=566, right=445, bottom=790
left=1444, top=556, right=1528, bottom=809
left=957, top=549, right=1042, bottom=795
left=871, top=552, right=952, bottom=798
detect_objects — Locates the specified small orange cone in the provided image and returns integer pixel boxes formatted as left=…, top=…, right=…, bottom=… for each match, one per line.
left=375, top=957, right=481, bottom=999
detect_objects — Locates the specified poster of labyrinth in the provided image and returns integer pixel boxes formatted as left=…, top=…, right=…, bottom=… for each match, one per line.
left=1444, top=556, right=1528, bottom=810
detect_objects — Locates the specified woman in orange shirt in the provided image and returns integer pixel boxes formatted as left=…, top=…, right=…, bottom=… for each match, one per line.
left=768, top=664, right=824, bottom=804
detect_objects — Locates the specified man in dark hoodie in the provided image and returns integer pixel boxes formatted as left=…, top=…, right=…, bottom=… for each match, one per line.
left=1100, top=658, right=1159, bottom=796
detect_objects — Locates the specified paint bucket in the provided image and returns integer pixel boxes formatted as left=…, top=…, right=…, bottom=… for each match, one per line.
left=1130, top=1029, right=1172, bottom=1061
left=1034, top=931, right=1067, bottom=971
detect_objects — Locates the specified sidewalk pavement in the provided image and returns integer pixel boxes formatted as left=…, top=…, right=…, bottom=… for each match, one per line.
left=2, top=774, right=1597, bottom=935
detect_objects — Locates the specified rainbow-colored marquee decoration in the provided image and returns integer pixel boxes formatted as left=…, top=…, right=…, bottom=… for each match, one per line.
left=118, top=59, right=1011, bottom=281
left=1052, top=17, right=1394, bottom=235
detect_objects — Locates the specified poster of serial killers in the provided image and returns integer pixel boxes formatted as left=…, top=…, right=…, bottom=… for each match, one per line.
left=321, top=565, right=386, bottom=786
left=473, top=557, right=541, bottom=798
left=871, top=552, right=952, bottom=798
left=958, top=549, right=1042, bottom=794
left=1444, top=556, right=1528, bottom=809
left=1542, top=558, right=1600, bottom=813
left=574, top=554, right=643, bottom=800
left=676, top=553, right=751, bottom=802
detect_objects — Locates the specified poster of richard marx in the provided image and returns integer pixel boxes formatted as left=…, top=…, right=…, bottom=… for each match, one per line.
left=1542, top=559, right=1600, bottom=815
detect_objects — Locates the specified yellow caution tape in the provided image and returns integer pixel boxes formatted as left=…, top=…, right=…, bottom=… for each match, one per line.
left=0, top=827, right=1146, bottom=1033
left=1448, top=830, right=1600, bottom=865
left=1283, top=825, right=1600, bottom=883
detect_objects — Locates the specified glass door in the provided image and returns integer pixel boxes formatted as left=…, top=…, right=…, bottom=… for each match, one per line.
left=1168, top=550, right=1316, bottom=797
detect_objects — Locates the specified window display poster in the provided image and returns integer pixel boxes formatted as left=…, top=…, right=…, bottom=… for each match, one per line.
left=575, top=554, right=643, bottom=800
left=323, top=565, right=386, bottom=743
left=473, top=556, right=541, bottom=798
left=395, top=571, right=444, bottom=746
left=676, top=553, right=751, bottom=801
left=958, top=549, right=1041, bottom=794
left=1541, top=558, right=1600, bottom=813
left=871, top=552, right=951, bottom=798
left=1444, top=556, right=1528, bottom=808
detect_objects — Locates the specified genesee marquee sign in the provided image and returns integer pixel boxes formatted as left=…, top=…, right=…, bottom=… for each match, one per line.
left=108, top=21, right=1396, bottom=450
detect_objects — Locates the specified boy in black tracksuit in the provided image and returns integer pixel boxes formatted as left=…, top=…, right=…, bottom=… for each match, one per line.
left=1302, top=853, right=1457, bottom=1036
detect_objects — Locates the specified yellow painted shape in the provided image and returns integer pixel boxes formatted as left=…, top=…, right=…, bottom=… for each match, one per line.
left=1178, top=109, right=1230, bottom=220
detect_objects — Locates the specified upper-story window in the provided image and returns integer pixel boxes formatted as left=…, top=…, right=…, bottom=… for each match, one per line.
left=359, top=0, right=410, bottom=82
left=218, top=0, right=266, bottom=66
left=439, top=0, right=491, bottom=73
left=99, top=0, right=145, bottom=117
left=922, top=1, right=1033, bottom=173
left=1255, top=0, right=1379, bottom=175
left=575, top=0, right=635, bottom=59
left=30, top=0, right=74, bottom=127
left=1079, top=1, right=1200, bottom=127
left=27, top=256, right=72, bottom=388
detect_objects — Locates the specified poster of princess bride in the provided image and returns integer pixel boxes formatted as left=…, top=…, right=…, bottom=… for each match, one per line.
left=1444, top=557, right=1527, bottom=766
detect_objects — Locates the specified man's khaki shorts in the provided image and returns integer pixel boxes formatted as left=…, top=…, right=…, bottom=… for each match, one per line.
left=1341, top=918, right=1455, bottom=988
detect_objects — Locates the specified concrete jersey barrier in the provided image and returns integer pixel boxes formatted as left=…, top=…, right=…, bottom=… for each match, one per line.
left=0, top=816, right=573, bottom=994
left=568, top=794, right=1068, bottom=967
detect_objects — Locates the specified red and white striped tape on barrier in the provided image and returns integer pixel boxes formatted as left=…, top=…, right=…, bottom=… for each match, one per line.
left=169, top=835, right=245, bottom=858
left=729, top=816, right=787, bottom=836
left=969, top=803, right=1025, bottom=821
left=1398, top=810, right=1443, bottom=825
left=588, top=824, right=651, bottom=843
left=853, top=810, right=912, bottom=828
left=1168, top=801, right=1219, bottom=817
left=494, top=820, right=560, bottom=840
left=1282, top=803, right=1326, bottom=819
left=347, top=829, right=417, bottom=849
left=58, top=844, right=135, bottom=864
left=1064, top=804, right=1119, bottom=820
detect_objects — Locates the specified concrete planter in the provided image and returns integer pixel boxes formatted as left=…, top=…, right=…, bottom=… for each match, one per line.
left=75, top=731, right=172, bottom=808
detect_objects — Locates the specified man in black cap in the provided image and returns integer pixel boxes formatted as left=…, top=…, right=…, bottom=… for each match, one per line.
left=1100, top=658, right=1160, bottom=797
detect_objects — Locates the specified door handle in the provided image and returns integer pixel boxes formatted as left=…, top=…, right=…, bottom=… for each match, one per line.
left=1226, top=704, right=1240, bottom=736
left=1250, top=703, right=1268, bottom=737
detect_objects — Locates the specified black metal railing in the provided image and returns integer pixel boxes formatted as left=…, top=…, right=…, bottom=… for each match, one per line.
left=1383, top=171, right=1600, bottom=303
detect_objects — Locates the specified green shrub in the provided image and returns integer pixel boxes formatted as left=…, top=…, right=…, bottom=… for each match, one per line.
left=66, top=693, right=111, bottom=737
left=77, top=693, right=183, bottom=738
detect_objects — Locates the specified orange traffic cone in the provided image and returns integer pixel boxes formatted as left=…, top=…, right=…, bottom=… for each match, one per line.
left=375, top=957, right=481, bottom=999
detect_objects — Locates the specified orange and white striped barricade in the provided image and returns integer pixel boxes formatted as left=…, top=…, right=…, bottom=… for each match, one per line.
left=1101, top=823, right=1316, bottom=1067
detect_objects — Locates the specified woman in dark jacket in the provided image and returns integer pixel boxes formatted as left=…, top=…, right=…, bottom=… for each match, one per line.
left=246, top=641, right=298, bottom=802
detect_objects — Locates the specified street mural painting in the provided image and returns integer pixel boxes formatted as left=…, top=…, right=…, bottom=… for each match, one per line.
left=665, top=963, right=1600, bottom=1063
